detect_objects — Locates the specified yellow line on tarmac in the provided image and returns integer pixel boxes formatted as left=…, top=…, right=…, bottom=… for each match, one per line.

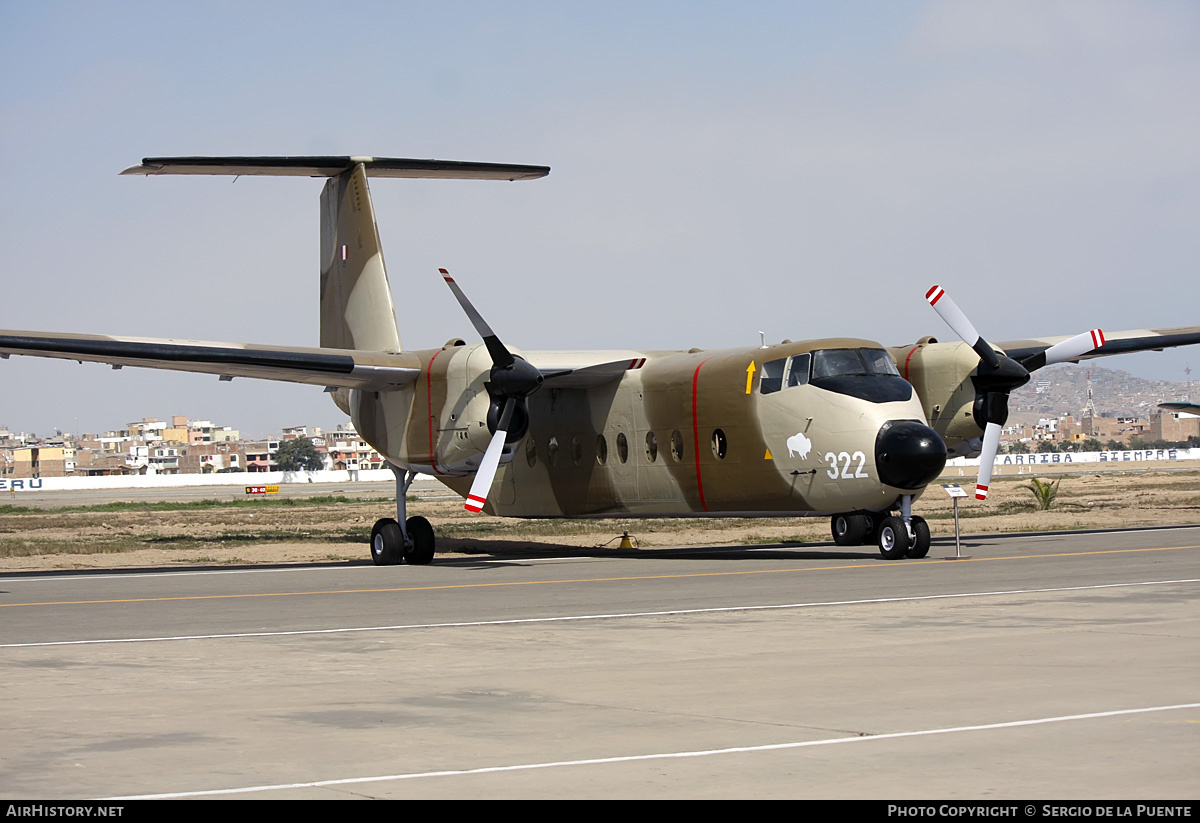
left=2, top=544, right=1197, bottom=609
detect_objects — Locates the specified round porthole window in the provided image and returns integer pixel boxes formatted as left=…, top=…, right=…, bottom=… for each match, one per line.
left=670, top=430, right=684, bottom=462
left=616, top=432, right=629, bottom=464
left=711, top=429, right=727, bottom=460
left=548, top=436, right=560, bottom=467
left=645, top=431, right=658, bottom=463
left=570, top=435, right=583, bottom=465
left=596, top=434, right=608, bottom=465
left=525, top=438, right=537, bottom=467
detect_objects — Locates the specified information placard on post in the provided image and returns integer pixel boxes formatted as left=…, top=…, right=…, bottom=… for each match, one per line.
left=940, top=484, right=970, bottom=559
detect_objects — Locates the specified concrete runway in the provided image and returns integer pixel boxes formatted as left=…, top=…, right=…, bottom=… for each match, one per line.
left=1, top=526, right=1197, bottom=799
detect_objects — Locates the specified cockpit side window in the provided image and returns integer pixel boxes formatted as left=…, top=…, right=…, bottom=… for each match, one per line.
left=760, top=358, right=786, bottom=394
left=786, top=352, right=811, bottom=387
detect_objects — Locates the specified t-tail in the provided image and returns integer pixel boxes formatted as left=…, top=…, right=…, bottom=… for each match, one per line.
left=121, top=156, right=549, bottom=354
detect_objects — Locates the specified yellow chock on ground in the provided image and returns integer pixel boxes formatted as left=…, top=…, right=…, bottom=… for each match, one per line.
left=618, top=531, right=636, bottom=549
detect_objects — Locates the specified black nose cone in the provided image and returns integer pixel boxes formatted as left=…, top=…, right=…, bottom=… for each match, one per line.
left=875, top=420, right=947, bottom=490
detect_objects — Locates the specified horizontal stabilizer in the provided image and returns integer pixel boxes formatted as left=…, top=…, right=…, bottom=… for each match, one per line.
left=121, top=156, right=550, bottom=181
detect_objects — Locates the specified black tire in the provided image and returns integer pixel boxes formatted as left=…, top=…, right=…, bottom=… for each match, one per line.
left=906, top=516, right=931, bottom=559
left=876, top=515, right=910, bottom=560
left=831, top=513, right=868, bottom=546
left=370, top=518, right=403, bottom=566
left=404, top=515, right=436, bottom=565
left=859, top=513, right=876, bottom=545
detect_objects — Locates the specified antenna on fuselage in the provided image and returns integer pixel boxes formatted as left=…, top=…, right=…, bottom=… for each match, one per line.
left=758, top=331, right=766, bottom=348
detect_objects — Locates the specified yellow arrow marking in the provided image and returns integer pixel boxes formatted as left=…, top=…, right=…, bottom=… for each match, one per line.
left=745, top=361, right=756, bottom=394
left=764, top=448, right=773, bottom=460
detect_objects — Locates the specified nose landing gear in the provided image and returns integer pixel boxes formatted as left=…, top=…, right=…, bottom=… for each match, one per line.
left=831, top=494, right=930, bottom=560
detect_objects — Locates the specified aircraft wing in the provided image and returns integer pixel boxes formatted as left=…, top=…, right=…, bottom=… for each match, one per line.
left=0, top=330, right=420, bottom=391
left=1160, top=402, right=1200, bottom=414
left=527, top=351, right=651, bottom=389
left=997, top=326, right=1200, bottom=367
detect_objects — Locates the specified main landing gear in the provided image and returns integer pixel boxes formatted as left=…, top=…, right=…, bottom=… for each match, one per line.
left=370, top=465, right=436, bottom=566
left=830, top=495, right=930, bottom=560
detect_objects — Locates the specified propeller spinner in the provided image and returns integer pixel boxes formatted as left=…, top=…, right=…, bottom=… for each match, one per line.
left=925, top=285, right=1104, bottom=500
left=440, top=268, right=545, bottom=513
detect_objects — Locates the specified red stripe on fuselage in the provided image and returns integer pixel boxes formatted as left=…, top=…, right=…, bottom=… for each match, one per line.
left=903, top=345, right=920, bottom=381
left=691, top=357, right=715, bottom=512
left=426, top=348, right=446, bottom=475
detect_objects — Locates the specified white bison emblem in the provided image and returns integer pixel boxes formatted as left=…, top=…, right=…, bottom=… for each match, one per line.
left=786, top=432, right=812, bottom=459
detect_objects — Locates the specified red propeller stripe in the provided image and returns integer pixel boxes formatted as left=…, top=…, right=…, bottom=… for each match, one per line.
left=926, top=285, right=945, bottom=305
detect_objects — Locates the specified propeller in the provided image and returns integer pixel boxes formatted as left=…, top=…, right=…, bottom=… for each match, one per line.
left=925, top=285, right=1104, bottom=501
left=440, top=268, right=545, bottom=513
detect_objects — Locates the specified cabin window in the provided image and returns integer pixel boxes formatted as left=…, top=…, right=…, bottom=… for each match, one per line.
left=759, top=358, right=786, bottom=394
left=616, top=432, right=629, bottom=463
left=670, top=430, right=684, bottom=462
left=645, top=431, right=658, bottom=463
left=596, top=434, right=608, bottom=465
left=570, top=435, right=583, bottom=465
left=525, top=438, right=537, bottom=467
left=712, top=429, right=727, bottom=459
left=548, top=436, right=560, bottom=467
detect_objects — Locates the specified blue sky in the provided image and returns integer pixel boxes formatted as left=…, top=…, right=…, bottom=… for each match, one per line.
left=2, top=1, right=1197, bottom=436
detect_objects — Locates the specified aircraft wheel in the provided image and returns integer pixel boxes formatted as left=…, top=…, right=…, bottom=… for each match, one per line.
left=831, top=514, right=868, bottom=546
left=876, top=516, right=910, bottom=560
left=404, top=515, right=436, bottom=565
left=858, top=513, right=876, bottom=545
left=370, top=518, right=403, bottom=566
left=906, top=516, right=931, bottom=559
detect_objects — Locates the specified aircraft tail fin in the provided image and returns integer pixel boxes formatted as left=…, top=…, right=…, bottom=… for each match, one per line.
left=319, top=164, right=402, bottom=352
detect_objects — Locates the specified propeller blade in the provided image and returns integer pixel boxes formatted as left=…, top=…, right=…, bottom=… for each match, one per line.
left=925, top=284, right=1001, bottom=370
left=464, top=398, right=516, bottom=513
left=440, top=268, right=514, bottom=368
left=975, top=421, right=1002, bottom=500
left=1021, top=329, right=1106, bottom=371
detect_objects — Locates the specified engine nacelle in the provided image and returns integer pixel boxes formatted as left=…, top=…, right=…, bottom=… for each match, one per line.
left=889, top=339, right=983, bottom=456
left=347, top=342, right=503, bottom=475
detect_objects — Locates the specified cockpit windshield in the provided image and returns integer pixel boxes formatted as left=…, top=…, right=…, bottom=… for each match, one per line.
left=759, top=347, right=910, bottom=403
left=811, top=348, right=900, bottom=379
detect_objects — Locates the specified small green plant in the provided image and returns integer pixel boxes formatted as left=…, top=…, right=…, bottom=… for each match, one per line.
left=1025, top=477, right=1060, bottom=510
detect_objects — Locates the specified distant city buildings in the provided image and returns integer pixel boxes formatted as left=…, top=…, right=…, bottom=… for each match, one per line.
left=0, top=415, right=383, bottom=479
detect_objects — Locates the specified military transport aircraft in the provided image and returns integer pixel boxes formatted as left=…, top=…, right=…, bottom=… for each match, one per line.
left=3, top=156, right=1198, bottom=563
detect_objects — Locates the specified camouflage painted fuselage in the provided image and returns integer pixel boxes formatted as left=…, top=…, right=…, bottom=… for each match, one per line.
left=347, top=336, right=936, bottom=517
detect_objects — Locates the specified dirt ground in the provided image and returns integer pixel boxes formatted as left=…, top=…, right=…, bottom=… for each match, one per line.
left=2, top=466, right=1198, bottom=572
